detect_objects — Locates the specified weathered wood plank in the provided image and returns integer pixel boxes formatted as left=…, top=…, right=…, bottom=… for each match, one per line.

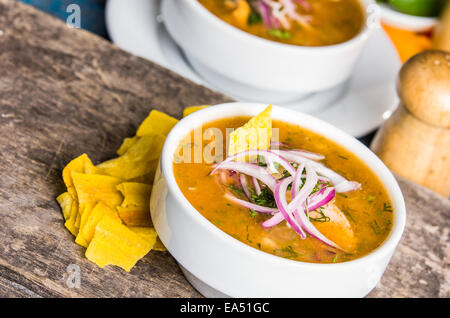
left=0, top=0, right=230, bottom=298
left=0, top=0, right=448, bottom=298
left=368, top=176, right=450, bottom=298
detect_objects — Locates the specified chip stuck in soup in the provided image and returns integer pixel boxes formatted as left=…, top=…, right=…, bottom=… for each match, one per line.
left=198, top=0, right=365, bottom=46
left=173, top=107, right=393, bottom=263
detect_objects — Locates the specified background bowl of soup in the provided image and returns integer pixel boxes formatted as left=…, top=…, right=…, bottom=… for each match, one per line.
left=161, top=0, right=374, bottom=103
left=151, top=102, right=406, bottom=298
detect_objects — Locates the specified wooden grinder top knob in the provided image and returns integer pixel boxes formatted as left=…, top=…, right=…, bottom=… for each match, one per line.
left=397, top=50, right=450, bottom=129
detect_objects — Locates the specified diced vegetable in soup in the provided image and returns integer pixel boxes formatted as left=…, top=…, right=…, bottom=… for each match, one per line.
left=173, top=117, right=393, bottom=263
left=198, top=0, right=365, bottom=46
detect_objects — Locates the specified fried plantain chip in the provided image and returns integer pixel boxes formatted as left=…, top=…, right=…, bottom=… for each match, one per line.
left=85, top=215, right=154, bottom=272
left=62, top=154, right=98, bottom=200
left=129, top=227, right=165, bottom=251
left=96, top=134, right=165, bottom=182
left=129, top=226, right=158, bottom=244
left=75, top=202, right=121, bottom=248
left=127, top=171, right=156, bottom=185
left=116, top=207, right=152, bottom=227
left=136, top=110, right=178, bottom=137
left=71, top=171, right=123, bottom=230
left=153, top=237, right=167, bottom=252
left=228, top=105, right=272, bottom=158
left=116, top=182, right=153, bottom=226
left=183, top=105, right=209, bottom=117
left=117, top=182, right=152, bottom=207
left=116, top=136, right=140, bottom=156
left=56, top=192, right=73, bottom=220
left=64, top=199, right=79, bottom=236
left=61, top=154, right=100, bottom=236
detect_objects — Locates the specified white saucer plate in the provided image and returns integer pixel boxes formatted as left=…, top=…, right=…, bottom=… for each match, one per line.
left=105, top=0, right=401, bottom=137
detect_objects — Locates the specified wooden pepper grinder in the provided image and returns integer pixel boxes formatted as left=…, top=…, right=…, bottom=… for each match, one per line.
left=371, top=50, right=450, bottom=197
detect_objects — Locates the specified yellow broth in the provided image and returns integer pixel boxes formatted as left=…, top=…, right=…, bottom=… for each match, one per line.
left=173, top=118, right=393, bottom=263
left=198, top=0, right=365, bottom=46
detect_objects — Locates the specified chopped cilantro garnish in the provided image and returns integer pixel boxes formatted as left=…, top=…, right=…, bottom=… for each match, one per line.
left=268, top=29, right=292, bottom=39
left=309, top=207, right=331, bottom=223
left=369, top=220, right=381, bottom=235
left=341, top=206, right=355, bottom=222
left=250, top=187, right=276, bottom=208
left=247, top=11, right=262, bottom=25
left=257, top=155, right=267, bottom=167
left=383, top=202, right=393, bottom=212
left=274, top=245, right=299, bottom=259
left=226, top=184, right=244, bottom=197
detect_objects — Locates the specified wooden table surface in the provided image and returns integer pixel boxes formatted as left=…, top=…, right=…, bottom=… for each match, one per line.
left=0, top=0, right=448, bottom=298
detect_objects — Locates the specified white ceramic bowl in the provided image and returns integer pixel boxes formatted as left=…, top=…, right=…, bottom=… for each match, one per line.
left=161, top=0, right=375, bottom=103
left=379, top=3, right=439, bottom=32
left=151, top=103, right=406, bottom=298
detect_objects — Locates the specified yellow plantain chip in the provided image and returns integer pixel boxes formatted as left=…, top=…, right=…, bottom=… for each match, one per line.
left=129, top=227, right=164, bottom=251
left=228, top=105, right=272, bottom=158
left=183, top=105, right=209, bottom=117
left=116, top=182, right=152, bottom=226
left=77, top=201, right=96, bottom=235
left=117, top=182, right=152, bottom=208
left=136, top=110, right=178, bottom=137
left=75, top=202, right=121, bottom=248
left=64, top=199, right=79, bottom=236
left=129, top=227, right=158, bottom=245
left=153, top=237, right=167, bottom=252
left=85, top=215, right=153, bottom=272
left=96, top=134, right=165, bottom=182
left=61, top=154, right=100, bottom=236
left=116, top=206, right=152, bottom=227
left=127, top=172, right=156, bottom=185
left=116, top=136, right=140, bottom=156
left=62, top=154, right=99, bottom=201
left=71, top=171, right=123, bottom=230
left=56, top=192, right=73, bottom=220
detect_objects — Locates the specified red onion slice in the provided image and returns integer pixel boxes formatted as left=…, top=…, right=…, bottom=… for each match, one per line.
left=262, top=186, right=336, bottom=228
left=283, top=149, right=325, bottom=161
left=212, top=150, right=296, bottom=176
left=224, top=193, right=278, bottom=214
left=307, top=187, right=336, bottom=211
left=279, top=0, right=311, bottom=26
left=277, top=150, right=360, bottom=193
left=274, top=177, right=306, bottom=238
left=255, top=0, right=273, bottom=28
left=335, top=181, right=361, bottom=193
left=239, top=173, right=252, bottom=200
left=264, top=0, right=290, bottom=29
left=252, top=176, right=262, bottom=195
left=270, top=141, right=289, bottom=149
left=261, top=212, right=284, bottom=228
left=211, top=161, right=277, bottom=191
left=292, top=206, right=340, bottom=249
left=288, top=163, right=318, bottom=210
left=291, top=163, right=305, bottom=198
left=271, top=141, right=324, bottom=160
left=295, top=0, right=312, bottom=12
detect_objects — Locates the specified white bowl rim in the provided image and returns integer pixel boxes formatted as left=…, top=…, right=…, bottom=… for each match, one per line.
left=178, top=0, right=375, bottom=51
left=161, top=102, right=406, bottom=270
left=379, top=3, right=439, bottom=31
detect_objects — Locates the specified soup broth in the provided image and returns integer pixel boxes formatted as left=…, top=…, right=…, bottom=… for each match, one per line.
left=173, top=118, right=393, bottom=263
left=198, top=0, right=365, bottom=46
